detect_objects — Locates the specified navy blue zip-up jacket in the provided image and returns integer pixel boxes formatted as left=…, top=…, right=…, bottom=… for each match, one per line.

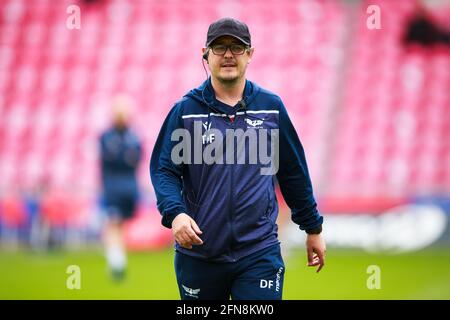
left=150, top=78, right=323, bottom=262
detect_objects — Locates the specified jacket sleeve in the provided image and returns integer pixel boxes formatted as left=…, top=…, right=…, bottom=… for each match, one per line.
left=150, top=104, right=187, bottom=228
left=275, top=98, right=323, bottom=233
left=127, top=134, right=142, bottom=169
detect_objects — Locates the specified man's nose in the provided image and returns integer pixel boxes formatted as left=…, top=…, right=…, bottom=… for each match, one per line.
left=223, top=47, right=234, bottom=58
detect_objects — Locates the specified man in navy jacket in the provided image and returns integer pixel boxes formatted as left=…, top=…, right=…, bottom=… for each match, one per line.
left=150, top=18, right=325, bottom=300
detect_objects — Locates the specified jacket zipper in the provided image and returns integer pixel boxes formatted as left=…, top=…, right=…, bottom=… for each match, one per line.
left=228, top=104, right=246, bottom=262
left=229, top=116, right=236, bottom=262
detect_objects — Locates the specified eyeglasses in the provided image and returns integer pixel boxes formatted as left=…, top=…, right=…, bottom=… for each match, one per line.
left=209, top=44, right=249, bottom=55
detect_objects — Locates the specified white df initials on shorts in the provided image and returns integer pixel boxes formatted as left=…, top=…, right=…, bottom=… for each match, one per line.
left=260, top=279, right=274, bottom=289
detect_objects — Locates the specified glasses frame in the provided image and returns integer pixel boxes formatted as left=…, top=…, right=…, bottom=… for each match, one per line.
left=209, top=44, right=250, bottom=56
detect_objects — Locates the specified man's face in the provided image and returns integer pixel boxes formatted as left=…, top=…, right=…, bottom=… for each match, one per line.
left=203, top=36, right=254, bottom=85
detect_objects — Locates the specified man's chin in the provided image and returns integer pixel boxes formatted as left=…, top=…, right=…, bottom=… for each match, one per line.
left=217, top=74, right=240, bottom=84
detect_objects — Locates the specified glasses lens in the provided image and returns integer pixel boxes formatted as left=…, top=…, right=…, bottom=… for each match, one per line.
left=231, top=45, right=245, bottom=54
left=212, top=45, right=226, bottom=55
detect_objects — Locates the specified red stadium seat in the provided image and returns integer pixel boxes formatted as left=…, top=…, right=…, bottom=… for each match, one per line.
left=0, top=194, right=27, bottom=228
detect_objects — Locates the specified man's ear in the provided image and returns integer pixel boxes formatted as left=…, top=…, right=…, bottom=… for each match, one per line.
left=247, top=47, right=254, bottom=63
left=202, top=48, right=209, bottom=63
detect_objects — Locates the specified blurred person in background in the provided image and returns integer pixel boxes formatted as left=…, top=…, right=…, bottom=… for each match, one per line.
left=99, top=95, right=142, bottom=280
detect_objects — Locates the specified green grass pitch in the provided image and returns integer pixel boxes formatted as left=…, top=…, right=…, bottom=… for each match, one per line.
left=1, top=247, right=450, bottom=299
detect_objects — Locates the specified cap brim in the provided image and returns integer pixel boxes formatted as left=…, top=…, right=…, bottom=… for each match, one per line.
left=206, top=34, right=250, bottom=47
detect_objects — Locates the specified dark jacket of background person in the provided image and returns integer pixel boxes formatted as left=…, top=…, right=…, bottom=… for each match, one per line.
left=100, top=127, right=142, bottom=204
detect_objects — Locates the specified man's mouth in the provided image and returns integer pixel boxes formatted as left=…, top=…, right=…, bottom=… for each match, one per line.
left=221, top=63, right=237, bottom=68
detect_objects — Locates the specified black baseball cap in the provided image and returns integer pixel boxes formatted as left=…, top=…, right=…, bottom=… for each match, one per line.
left=205, top=18, right=251, bottom=47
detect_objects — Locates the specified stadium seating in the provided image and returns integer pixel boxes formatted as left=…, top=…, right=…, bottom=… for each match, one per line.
left=0, top=0, right=347, bottom=195
left=329, top=0, right=450, bottom=199
left=0, top=0, right=449, bottom=240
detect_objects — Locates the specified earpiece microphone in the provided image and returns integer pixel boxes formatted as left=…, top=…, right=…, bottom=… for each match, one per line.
left=201, top=50, right=209, bottom=79
left=202, top=50, right=209, bottom=61
left=238, top=100, right=246, bottom=110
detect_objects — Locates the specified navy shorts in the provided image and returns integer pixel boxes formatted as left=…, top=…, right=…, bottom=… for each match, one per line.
left=104, top=195, right=137, bottom=221
left=174, top=244, right=285, bottom=300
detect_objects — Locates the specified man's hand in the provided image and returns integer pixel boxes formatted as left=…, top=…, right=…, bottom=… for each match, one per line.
left=171, top=213, right=203, bottom=249
left=306, top=233, right=326, bottom=273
